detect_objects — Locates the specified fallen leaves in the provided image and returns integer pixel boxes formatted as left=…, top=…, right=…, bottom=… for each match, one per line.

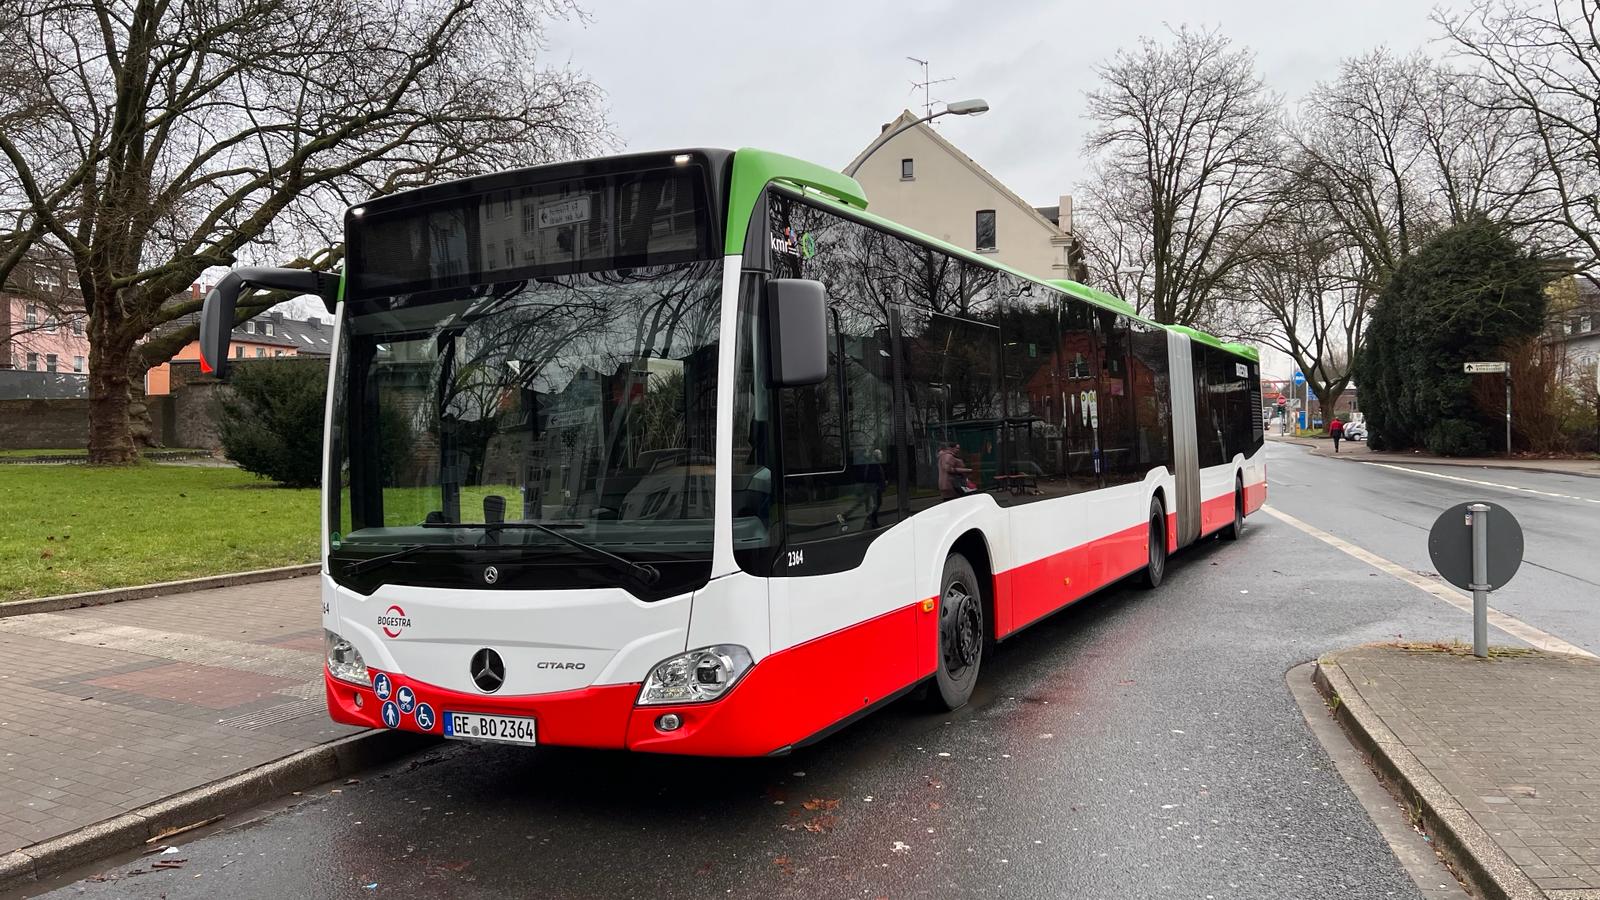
left=800, top=798, right=839, bottom=811
left=802, top=814, right=837, bottom=833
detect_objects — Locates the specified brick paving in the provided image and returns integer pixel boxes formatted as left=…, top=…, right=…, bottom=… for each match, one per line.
left=1326, top=644, right=1600, bottom=896
left=0, top=577, right=356, bottom=854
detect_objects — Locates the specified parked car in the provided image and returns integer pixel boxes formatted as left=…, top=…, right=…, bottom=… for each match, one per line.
left=1343, top=420, right=1366, bottom=441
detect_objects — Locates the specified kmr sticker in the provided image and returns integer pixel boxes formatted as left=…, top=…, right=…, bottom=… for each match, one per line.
left=396, top=686, right=416, bottom=714
left=372, top=672, right=392, bottom=700
left=381, top=701, right=401, bottom=729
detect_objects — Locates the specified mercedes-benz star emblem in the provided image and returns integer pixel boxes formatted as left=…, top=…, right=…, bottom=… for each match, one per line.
left=483, top=565, right=499, bottom=585
left=471, top=648, right=505, bottom=693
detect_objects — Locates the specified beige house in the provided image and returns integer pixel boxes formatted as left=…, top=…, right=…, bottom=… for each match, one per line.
left=845, top=110, right=1084, bottom=281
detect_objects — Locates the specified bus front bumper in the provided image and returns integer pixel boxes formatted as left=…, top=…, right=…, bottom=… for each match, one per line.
left=324, top=665, right=800, bottom=757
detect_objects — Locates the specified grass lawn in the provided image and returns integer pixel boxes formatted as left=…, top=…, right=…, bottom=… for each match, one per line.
left=0, top=464, right=320, bottom=602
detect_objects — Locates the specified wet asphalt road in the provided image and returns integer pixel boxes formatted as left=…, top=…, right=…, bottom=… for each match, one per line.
left=30, top=441, right=1595, bottom=899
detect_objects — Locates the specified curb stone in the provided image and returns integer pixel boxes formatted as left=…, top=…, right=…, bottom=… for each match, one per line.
left=0, top=564, right=320, bottom=619
left=0, top=729, right=435, bottom=894
left=1269, top=434, right=1600, bottom=479
left=1314, top=654, right=1545, bottom=900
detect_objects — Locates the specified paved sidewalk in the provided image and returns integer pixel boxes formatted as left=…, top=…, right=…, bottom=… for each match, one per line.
left=1318, top=643, right=1600, bottom=899
left=0, top=576, right=351, bottom=856
left=1268, top=433, right=1600, bottom=478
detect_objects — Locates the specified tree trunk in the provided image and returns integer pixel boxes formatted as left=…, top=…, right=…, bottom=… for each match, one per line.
left=87, top=316, right=140, bottom=465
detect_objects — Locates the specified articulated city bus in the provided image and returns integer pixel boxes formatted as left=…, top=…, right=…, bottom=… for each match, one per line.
left=198, top=148, right=1264, bottom=756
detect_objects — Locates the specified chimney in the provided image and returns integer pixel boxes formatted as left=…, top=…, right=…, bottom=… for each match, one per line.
left=191, top=284, right=201, bottom=299
left=306, top=315, right=320, bottom=326
left=1059, top=194, right=1074, bottom=236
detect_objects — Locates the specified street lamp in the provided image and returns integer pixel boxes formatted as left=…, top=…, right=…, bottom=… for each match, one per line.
left=844, top=98, right=990, bottom=177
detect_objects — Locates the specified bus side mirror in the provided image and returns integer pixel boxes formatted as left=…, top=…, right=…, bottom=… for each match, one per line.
left=199, top=267, right=341, bottom=376
left=766, top=278, right=828, bottom=387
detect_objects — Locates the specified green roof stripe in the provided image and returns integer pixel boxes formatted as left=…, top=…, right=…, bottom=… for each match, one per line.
left=724, top=148, right=867, bottom=255
left=725, top=147, right=1255, bottom=360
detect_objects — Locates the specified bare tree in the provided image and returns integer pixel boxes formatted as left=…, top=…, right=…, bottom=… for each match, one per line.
left=1440, top=0, right=1600, bottom=285
left=0, top=0, right=608, bottom=462
left=1294, top=49, right=1547, bottom=295
left=1076, top=27, right=1282, bottom=326
left=1230, top=175, right=1373, bottom=419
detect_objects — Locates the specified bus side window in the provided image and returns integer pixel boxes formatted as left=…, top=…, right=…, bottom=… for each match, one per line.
left=778, top=310, right=845, bottom=475
left=1129, top=322, right=1174, bottom=474
left=1095, top=309, right=1138, bottom=485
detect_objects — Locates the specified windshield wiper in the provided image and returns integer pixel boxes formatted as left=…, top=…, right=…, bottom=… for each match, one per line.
left=341, top=544, right=431, bottom=578
left=419, top=521, right=660, bottom=586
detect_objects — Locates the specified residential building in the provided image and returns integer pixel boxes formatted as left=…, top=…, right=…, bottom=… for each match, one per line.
left=0, top=262, right=91, bottom=375
left=145, top=289, right=335, bottom=394
left=845, top=110, right=1086, bottom=281
left=1551, top=278, right=1600, bottom=376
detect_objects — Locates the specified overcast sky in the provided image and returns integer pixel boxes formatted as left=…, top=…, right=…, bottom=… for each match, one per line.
left=546, top=0, right=1459, bottom=205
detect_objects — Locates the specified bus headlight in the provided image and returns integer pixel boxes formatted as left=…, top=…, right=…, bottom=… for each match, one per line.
left=325, top=630, right=369, bottom=685
left=638, top=645, right=753, bottom=705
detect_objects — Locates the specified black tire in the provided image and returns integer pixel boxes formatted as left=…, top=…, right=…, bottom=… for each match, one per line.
left=1222, top=478, right=1245, bottom=541
left=931, top=552, right=984, bottom=711
left=1138, top=497, right=1168, bottom=589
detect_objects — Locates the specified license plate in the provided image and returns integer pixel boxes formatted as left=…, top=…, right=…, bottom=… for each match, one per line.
left=442, top=711, right=538, bottom=746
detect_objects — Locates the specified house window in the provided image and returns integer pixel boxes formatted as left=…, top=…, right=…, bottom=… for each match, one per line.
left=244, top=321, right=255, bottom=334
left=975, top=210, right=997, bottom=252
left=235, top=346, right=245, bottom=359
left=900, top=158, right=914, bottom=180
left=275, top=350, right=285, bottom=357
left=264, top=321, right=273, bottom=336
left=44, top=313, right=58, bottom=333
left=25, top=352, right=37, bottom=370
left=34, top=272, right=60, bottom=292
left=504, top=239, right=515, bottom=267
left=1583, top=315, right=1593, bottom=333
left=256, top=347, right=266, bottom=358
left=71, top=317, right=83, bottom=335
left=24, top=305, right=37, bottom=326
left=46, top=353, right=58, bottom=372
left=73, top=356, right=84, bottom=373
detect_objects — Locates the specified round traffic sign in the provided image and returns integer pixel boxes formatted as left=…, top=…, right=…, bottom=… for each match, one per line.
left=1427, top=501, right=1524, bottom=592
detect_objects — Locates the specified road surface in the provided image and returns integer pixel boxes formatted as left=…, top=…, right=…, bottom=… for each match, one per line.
left=31, top=441, right=1593, bottom=899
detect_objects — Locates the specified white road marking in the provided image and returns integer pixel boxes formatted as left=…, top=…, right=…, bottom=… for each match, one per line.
left=1360, top=461, right=1600, bottom=504
left=1259, top=504, right=1595, bottom=659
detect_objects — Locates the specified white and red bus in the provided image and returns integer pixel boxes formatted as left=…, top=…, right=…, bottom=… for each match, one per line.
left=198, top=148, right=1265, bottom=756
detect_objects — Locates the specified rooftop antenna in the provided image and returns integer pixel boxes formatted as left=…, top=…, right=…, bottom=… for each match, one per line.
left=907, top=56, right=955, bottom=121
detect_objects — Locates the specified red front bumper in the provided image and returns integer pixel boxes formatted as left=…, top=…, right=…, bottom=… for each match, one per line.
left=324, top=664, right=818, bottom=757
left=327, top=601, right=927, bottom=756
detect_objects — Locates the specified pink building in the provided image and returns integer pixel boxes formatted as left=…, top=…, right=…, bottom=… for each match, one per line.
left=0, top=270, right=92, bottom=375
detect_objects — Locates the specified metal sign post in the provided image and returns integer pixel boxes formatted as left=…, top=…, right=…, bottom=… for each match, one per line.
left=1428, top=501, right=1524, bottom=659
left=1464, top=362, right=1511, bottom=457
left=1469, top=503, right=1489, bottom=657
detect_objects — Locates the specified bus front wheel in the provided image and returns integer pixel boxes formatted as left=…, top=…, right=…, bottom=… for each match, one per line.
left=931, top=552, right=984, bottom=711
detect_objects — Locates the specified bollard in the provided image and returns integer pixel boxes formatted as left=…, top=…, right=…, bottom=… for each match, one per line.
left=1469, top=503, right=1490, bottom=658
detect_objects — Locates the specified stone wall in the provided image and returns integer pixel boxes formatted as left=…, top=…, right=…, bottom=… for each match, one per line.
left=169, top=360, right=225, bottom=450
left=0, top=398, right=91, bottom=449
left=0, top=359, right=321, bottom=451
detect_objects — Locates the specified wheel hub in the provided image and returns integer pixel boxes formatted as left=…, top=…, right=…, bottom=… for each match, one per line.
left=941, top=582, right=982, bottom=675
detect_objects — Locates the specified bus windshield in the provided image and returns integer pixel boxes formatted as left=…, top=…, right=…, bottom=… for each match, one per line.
left=330, top=261, right=722, bottom=597
left=328, top=158, right=726, bottom=598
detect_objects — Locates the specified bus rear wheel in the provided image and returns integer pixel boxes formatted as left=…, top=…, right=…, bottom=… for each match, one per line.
left=1222, top=478, right=1245, bottom=541
left=931, top=552, right=984, bottom=711
left=1139, top=498, right=1167, bottom=589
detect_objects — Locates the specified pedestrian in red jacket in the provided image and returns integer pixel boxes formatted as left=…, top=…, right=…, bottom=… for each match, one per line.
left=1329, top=417, right=1344, bottom=453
